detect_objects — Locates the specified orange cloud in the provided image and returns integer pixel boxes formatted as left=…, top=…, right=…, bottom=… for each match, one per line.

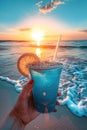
left=79, top=30, right=87, bottom=33
left=39, top=0, right=64, bottom=14
left=19, top=28, right=31, bottom=31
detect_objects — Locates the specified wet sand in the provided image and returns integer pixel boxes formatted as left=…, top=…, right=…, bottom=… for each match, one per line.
left=0, top=80, right=87, bottom=130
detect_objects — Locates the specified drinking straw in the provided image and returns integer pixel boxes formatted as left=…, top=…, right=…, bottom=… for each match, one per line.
left=53, top=35, right=61, bottom=61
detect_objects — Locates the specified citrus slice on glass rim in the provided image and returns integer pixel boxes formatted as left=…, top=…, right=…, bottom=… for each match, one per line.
left=17, top=53, right=40, bottom=77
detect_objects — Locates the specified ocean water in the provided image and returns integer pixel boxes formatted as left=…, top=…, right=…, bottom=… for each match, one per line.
left=0, top=40, right=87, bottom=117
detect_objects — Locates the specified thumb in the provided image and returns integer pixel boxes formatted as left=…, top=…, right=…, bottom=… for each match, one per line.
left=22, top=79, right=34, bottom=96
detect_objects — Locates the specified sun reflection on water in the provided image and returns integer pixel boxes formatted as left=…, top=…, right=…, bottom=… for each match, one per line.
left=36, top=48, right=41, bottom=58
left=37, top=41, right=40, bottom=46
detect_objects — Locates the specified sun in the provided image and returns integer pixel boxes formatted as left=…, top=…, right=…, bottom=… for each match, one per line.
left=32, top=29, right=44, bottom=42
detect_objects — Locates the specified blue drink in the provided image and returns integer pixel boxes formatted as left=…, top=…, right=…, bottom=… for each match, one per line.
left=30, top=61, right=62, bottom=113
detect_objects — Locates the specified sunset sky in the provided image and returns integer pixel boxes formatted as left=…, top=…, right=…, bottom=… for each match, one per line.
left=0, top=0, right=87, bottom=41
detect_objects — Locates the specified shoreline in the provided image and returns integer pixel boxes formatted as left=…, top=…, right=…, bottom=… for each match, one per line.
left=0, top=44, right=87, bottom=49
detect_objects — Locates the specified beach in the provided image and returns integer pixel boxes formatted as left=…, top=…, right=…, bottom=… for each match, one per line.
left=0, top=40, right=87, bottom=129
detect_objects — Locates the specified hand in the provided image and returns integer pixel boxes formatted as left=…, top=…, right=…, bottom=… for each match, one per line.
left=0, top=80, right=61, bottom=130
left=9, top=80, right=40, bottom=126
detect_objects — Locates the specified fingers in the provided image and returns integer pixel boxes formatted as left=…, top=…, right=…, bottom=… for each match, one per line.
left=44, top=107, right=48, bottom=113
left=28, top=91, right=35, bottom=108
left=56, top=100, right=60, bottom=106
left=58, top=92, right=62, bottom=97
left=53, top=109, right=57, bottom=112
left=23, top=79, right=34, bottom=94
left=28, top=79, right=34, bottom=85
left=20, top=79, right=34, bottom=99
left=53, top=100, right=60, bottom=113
left=29, top=91, right=34, bottom=102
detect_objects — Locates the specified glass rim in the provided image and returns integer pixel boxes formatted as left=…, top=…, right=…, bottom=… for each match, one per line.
left=29, top=61, right=63, bottom=70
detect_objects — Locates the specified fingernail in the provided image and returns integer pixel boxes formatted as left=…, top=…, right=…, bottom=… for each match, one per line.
left=53, top=109, right=57, bottom=112
left=56, top=101, right=60, bottom=106
left=58, top=92, right=62, bottom=96
left=29, top=79, right=34, bottom=84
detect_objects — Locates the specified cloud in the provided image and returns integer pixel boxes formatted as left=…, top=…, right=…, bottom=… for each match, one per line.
left=80, top=30, right=87, bottom=33
left=19, top=28, right=31, bottom=31
left=38, top=0, right=64, bottom=14
left=54, top=0, right=64, bottom=6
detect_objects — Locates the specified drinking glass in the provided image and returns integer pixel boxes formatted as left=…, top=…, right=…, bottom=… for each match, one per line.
left=30, top=61, right=62, bottom=113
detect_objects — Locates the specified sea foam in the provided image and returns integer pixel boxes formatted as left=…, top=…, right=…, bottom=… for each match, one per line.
left=0, top=75, right=30, bottom=93
left=57, top=57, right=87, bottom=117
